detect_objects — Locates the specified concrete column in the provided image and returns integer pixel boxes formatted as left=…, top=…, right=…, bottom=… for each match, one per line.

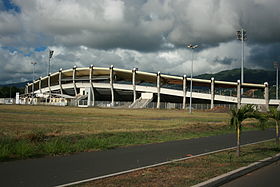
left=264, top=82, right=269, bottom=110
left=182, top=75, right=187, bottom=109
left=25, top=85, right=28, bottom=94
left=73, top=66, right=77, bottom=96
left=89, top=65, right=95, bottom=106
left=31, top=81, right=35, bottom=104
left=32, top=81, right=34, bottom=94
left=237, top=80, right=241, bottom=109
left=132, top=68, right=137, bottom=102
left=110, top=65, right=114, bottom=107
left=157, top=71, right=161, bottom=109
left=48, top=74, right=51, bottom=94
left=211, top=77, right=215, bottom=109
left=39, top=77, right=42, bottom=93
left=59, top=68, right=63, bottom=94
left=48, top=73, right=52, bottom=102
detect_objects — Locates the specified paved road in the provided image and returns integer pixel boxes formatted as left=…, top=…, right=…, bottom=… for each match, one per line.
left=0, top=129, right=275, bottom=187
left=221, top=159, right=280, bottom=187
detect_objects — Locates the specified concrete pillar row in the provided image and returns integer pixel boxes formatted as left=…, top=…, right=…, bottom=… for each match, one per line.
left=132, top=68, right=137, bottom=102
left=210, top=77, right=215, bottom=109
left=72, top=66, right=77, bottom=96
left=182, top=75, right=187, bottom=109
left=264, top=82, right=269, bottom=110
left=237, top=80, right=241, bottom=109
left=89, top=65, right=95, bottom=107
left=110, top=65, right=115, bottom=107
left=157, top=71, right=161, bottom=109
left=39, top=77, right=42, bottom=94
left=59, top=68, right=63, bottom=94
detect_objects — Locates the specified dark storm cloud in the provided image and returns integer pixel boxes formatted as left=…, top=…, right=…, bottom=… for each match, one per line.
left=247, top=43, right=280, bottom=69
left=0, top=0, right=280, bottom=84
left=3, top=0, right=280, bottom=51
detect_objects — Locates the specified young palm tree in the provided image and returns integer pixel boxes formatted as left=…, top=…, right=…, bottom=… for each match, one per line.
left=229, top=104, right=265, bottom=156
left=267, top=107, right=280, bottom=145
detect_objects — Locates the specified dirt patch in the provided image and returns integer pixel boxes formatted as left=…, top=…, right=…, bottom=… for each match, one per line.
left=208, top=106, right=230, bottom=113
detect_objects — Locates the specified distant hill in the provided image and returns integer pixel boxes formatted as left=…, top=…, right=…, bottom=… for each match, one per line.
left=195, top=68, right=276, bottom=85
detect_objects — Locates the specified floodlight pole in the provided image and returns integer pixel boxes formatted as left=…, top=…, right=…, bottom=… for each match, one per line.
left=31, top=61, right=37, bottom=104
left=48, top=49, right=54, bottom=75
left=236, top=29, right=247, bottom=95
left=277, top=65, right=279, bottom=100
left=187, top=44, right=199, bottom=113
left=274, top=62, right=279, bottom=100
left=48, top=54, right=50, bottom=75
left=241, top=29, right=245, bottom=95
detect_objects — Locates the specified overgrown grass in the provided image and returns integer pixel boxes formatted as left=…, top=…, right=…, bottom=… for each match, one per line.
left=0, top=105, right=230, bottom=137
left=76, top=141, right=280, bottom=187
left=0, top=124, right=264, bottom=161
left=0, top=105, right=272, bottom=161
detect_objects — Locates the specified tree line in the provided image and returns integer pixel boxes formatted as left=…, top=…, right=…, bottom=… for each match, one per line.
left=0, top=86, right=25, bottom=98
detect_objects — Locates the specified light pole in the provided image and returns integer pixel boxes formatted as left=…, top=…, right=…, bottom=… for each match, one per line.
left=31, top=61, right=37, bottom=104
left=274, top=62, right=279, bottom=100
left=236, top=29, right=247, bottom=95
left=48, top=49, right=54, bottom=75
left=187, top=44, right=199, bottom=113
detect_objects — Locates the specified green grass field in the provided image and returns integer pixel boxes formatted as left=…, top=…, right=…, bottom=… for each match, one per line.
left=0, top=104, right=263, bottom=161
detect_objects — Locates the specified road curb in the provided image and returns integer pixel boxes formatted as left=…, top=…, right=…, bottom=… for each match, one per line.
left=55, top=139, right=273, bottom=187
left=192, top=152, right=280, bottom=187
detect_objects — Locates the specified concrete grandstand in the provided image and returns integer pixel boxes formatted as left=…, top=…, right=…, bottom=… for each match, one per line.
left=22, top=65, right=279, bottom=109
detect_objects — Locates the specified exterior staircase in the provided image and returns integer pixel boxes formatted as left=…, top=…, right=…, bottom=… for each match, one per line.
left=129, top=93, right=153, bottom=108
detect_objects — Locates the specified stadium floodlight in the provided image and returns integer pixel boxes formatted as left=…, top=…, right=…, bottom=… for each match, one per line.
left=31, top=61, right=37, bottom=104
left=274, top=62, right=280, bottom=100
left=236, top=28, right=247, bottom=94
left=187, top=44, right=199, bottom=113
left=31, top=61, right=37, bottom=82
left=48, top=49, right=54, bottom=75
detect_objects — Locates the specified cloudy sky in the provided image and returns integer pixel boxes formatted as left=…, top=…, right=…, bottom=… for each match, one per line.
left=0, top=0, right=280, bottom=84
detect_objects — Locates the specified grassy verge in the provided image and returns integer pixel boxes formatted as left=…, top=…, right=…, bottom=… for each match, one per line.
left=75, top=140, right=280, bottom=187
left=0, top=105, right=271, bottom=161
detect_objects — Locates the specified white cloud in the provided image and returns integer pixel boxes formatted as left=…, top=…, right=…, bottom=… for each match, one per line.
left=0, top=0, right=279, bottom=84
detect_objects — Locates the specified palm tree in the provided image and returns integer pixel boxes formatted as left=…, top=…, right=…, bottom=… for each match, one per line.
left=267, top=107, right=280, bottom=145
left=229, top=104, right=265, bottom=156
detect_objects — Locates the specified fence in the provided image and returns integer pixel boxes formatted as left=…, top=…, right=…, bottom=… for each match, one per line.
left=0, top=98, right=14, bottom=104
left=74, top=100, right=236, bottom=110
left=146, top=102, right=236, bottom=110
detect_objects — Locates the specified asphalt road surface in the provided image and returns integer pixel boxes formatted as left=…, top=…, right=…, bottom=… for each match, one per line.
left=221, top=160, right=280, bottom=187
left=0, top=129, right=275, bottom=187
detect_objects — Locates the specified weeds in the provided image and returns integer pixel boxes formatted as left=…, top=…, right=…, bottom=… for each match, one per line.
left=0, top=127, right=235, bottom=161
left=77, top=141, right=280, bottom=187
